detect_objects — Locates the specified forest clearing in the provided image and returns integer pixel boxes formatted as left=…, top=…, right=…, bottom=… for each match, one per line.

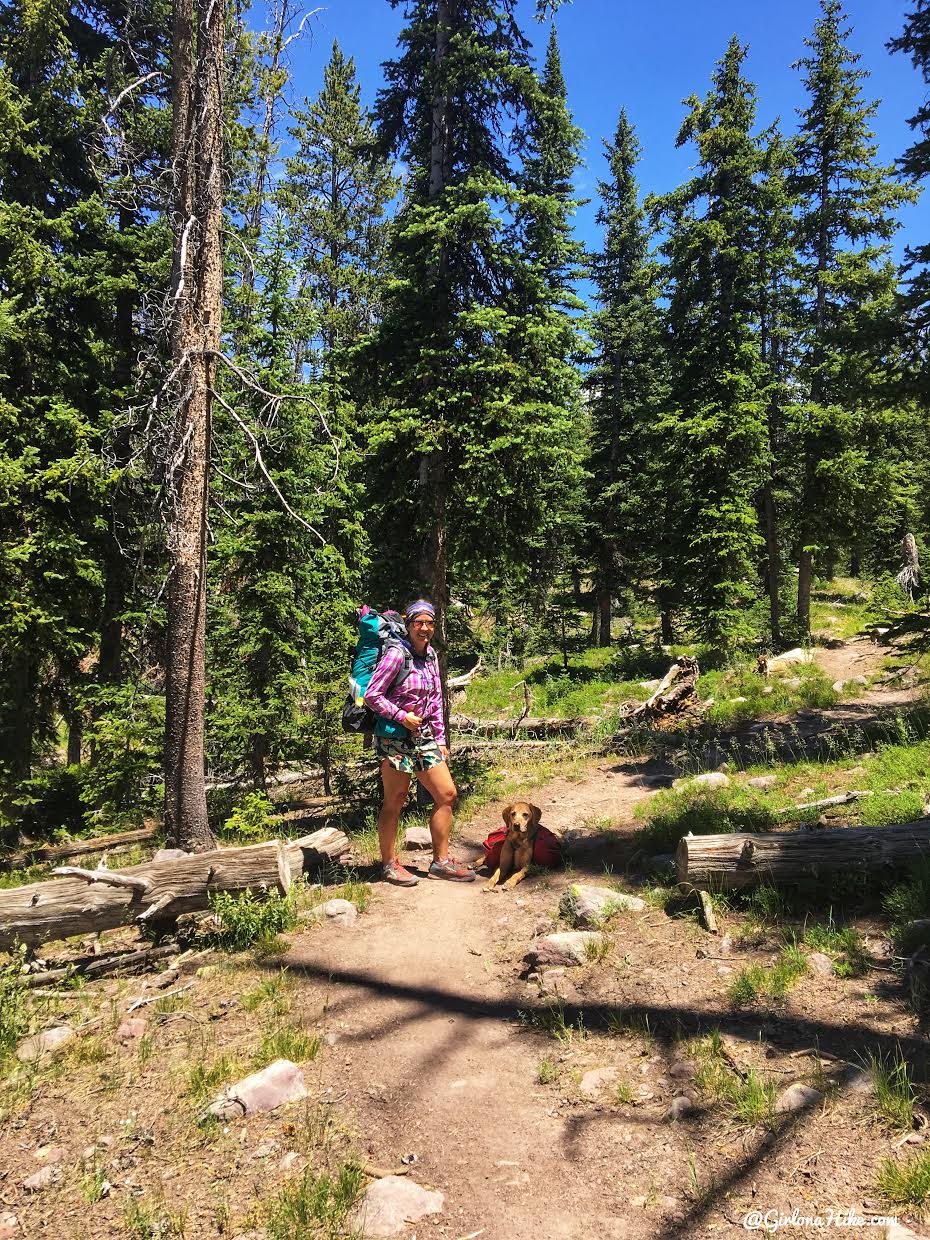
left=5, top=592, right=930, bottom=1239
left=2, top=0, right=930, bottom=1235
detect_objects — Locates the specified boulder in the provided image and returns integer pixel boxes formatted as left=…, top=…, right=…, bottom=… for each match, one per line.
left=767, top=648, right=815, bottom=672
left=674, top=771, right=730, bottom=791
left=775, top=1083, right=824, bottom=1114
left=320, top=899, right=357, bottom=927
left=32, top=1147, right=67, bottom=1166
left=807, top=951, right=834, bottom=977
left=559, top=884, right=644, bottom=928
left=16, top=1026, right=74, bottom=1064
left=579, top=1067, right=618, bottom=1098
left=353, top=1176, right=443, bottom=1237
left=523, top=931, right=606, bottom=969
left=23, top=1166, right=61, bottom=1192
left=115, top=1018, right=148, bottom=1045
left=403, top=826, right=433, bottom=850
left=0, top=1214, right=19, bottom=1240
left=151, top=848, right=188, bottom=863
left=208, top=1059, right=307, bottom=1120
left=664, top=1095, right=694, bottom=1121
left=747, top=775, right=778, bottom=790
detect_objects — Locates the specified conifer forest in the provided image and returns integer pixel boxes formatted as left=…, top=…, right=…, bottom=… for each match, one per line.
left=0, top=0, right=928, bottom=845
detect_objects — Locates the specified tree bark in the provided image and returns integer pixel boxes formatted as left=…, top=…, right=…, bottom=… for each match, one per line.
left=676, top=817, right=930, bottom=891
left=0, top=828, right=349, bottom=950
left=164, top=0, right=225, bottom=852
left=763, top=480, right=781, bottom=647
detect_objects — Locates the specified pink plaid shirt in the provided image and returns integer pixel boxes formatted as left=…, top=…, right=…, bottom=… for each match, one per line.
left=364, top=643, right=446, bottom=746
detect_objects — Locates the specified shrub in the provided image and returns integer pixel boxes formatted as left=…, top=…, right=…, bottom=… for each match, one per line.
left=208, top=887, right=299, bottom=952
left=222, top=792, right=277, bottom=842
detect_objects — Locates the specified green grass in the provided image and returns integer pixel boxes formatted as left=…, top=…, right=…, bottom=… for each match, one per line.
left=869, top=1050, right=917, bottom=1132
left=802, top=922, right=870, bottom=977
left=885, top=861, right=930, bottom=952
left=123, top=1195, right=188, bottom=1238
left=518, top=1003, right=586, bottom=1043
left=537, top=1055, right=560, bottom=1084
left=241, top=971, right=294, bottom=1014
left=304, top=875, right=372, bottom=915
left=80, top=1161, right=109, bottom=1204
left=0, top=952, right=28, bottom=1063
left=876, top=1149, right=930, bottom=1209
left=699, top=663, right=839, bottom=728
left=728, top=944, right=809, bottom=1008
left=253, top=1022, right=321, bottom=1069
left=187, top=1053, right=244, bottom=1103
left=633, top=783, right=774, bottom=854
left=693, top=1032, right=779, bottom=1128
left=264, top=1162, right=364, bottom=1240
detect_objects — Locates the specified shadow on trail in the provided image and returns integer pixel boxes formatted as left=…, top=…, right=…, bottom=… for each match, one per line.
left=268, top=955, right=927, bottom=1068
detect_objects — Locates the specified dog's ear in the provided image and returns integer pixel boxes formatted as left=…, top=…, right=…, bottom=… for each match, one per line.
left=529, top=804, right=542, bottom=828
left=501, top=805, right=513, bottom=828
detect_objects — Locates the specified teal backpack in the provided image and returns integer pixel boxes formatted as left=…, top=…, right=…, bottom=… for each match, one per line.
left=341, top=607, right=414, bottom=739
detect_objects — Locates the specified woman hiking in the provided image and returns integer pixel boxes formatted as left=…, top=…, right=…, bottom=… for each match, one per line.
left=364, top=599, right=475, bottom=886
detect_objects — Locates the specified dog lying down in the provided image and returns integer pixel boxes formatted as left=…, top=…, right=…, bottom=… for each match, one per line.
left=483, top=801, right=542, bottom=892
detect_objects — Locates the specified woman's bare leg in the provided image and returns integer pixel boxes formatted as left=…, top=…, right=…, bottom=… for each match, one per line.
left=377, top=759, right=411, bottom=863
left=416, top=762, right=457, bottom=862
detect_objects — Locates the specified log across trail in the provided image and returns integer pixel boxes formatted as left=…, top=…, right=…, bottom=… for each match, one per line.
left=0, top=827, right=348, bottom=951
left=677, top=815, right=930, bottom=890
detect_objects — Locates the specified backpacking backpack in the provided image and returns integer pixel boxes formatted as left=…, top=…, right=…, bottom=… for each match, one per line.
left=480, top=824, right=562, bottom=871
left=341, top=606, right=414, bottom=738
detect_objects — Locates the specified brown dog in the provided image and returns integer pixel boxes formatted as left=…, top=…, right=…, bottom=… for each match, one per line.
left=484, top=801, right=541, bottom=891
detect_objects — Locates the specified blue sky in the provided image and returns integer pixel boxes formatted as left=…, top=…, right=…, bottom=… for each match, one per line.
left=282, top=0, right=925, bottom=266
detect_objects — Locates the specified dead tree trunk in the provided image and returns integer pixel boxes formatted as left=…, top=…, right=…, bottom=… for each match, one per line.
left=0, top=828, right=348, bottom=951
left=896, top=533, right=921, bottom=601
left=164, top=0, right=225, bottom=852
left=676, top=817, right=930, bottom=890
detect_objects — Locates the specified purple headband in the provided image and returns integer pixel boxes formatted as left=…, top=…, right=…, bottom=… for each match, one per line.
left=406, top=600, right=435, bottom=623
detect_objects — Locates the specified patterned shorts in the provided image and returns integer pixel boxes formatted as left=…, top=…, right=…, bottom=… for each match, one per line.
left=375, top=729, right=444, bottom=774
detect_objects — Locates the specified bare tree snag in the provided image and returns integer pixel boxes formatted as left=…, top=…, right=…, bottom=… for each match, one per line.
left=163, top=0, right=225, bottom=852
left=0, top=828, right=348, bottom=951
left=896, top=533, right=922, bottom=601
left=676, top=816, right=930, bottom=890
left=619, top=656, right=700, bottom=724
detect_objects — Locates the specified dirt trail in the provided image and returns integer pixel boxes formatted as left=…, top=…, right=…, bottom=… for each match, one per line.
left=283, top=761, right=662, bottom=1240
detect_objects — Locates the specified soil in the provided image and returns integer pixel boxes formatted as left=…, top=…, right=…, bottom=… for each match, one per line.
left=2, top=636, right=930, bottom=1240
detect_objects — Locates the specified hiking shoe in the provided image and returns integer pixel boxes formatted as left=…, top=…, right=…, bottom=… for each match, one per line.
left=382, top=859, right=418, bottom=886
left=428, top=857, right=476, bottom=882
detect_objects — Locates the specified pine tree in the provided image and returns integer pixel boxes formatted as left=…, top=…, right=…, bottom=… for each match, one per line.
left=585, top=108, right=666, bottom=645
left=507, top=23, right=587, bottom=635
left=0, top=0, right=167, bottom=829
left=889, top=0, right=930, bottom=396
left=755, top=125, right=802, bottom=646
left=790, top=0, right=917, bottom=631
left=652, top=37, right=768, bottom=651
left=365, top=0, right=583, bottom=660
left=279, top=41, right=397, bottom=379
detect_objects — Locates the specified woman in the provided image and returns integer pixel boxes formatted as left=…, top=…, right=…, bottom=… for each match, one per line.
left=364, top=599, right=474, bottom=885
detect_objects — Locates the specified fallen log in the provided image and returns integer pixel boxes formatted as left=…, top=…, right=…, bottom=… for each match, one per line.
left=0, top=827, right=349, bottom=951
left=449, top=713, right=587, bottom=737
left=2, top=824, right=161, bottom=869
left=676, top=816, right=930, bottom=890
left=771, top=790, right=873, bottom=817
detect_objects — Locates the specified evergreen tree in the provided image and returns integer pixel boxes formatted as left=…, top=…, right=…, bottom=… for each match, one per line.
left=754, top=125, right=802, bottom=646
left=889, top=0, right=930, bottom=397
left=279, top=41, right=398, bottom=379
left=652, top=37, right=768, bottom=650
left=507, top=23, right=587, bottom=633
left=0, top=0, right=168, bottom=828
left=585, top=108, right=666, bottom=645
left=365, top=0, right=581, bottom=657
left=790, top=0, right=916, bottom=630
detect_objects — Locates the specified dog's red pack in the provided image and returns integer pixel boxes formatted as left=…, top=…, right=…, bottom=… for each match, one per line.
left=481, top=825, right=562, bottom=870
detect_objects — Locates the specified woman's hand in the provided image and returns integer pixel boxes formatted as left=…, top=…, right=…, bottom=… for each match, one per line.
left=440, top=745, right=450, bottom=761
left=403, top=712, right=423, bottom=733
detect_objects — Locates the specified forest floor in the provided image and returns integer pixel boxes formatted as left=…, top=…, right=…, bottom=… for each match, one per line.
left=3, top=619, right=930, bottom=1240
